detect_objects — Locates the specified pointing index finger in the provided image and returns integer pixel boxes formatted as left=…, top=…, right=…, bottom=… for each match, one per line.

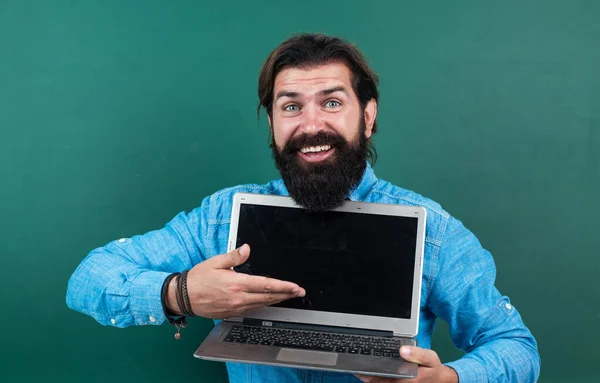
left=242, top=275, right=305, bottom=295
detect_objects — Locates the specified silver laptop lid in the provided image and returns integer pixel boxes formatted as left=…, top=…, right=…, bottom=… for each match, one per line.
left=226, top=192, right=426, bottom=337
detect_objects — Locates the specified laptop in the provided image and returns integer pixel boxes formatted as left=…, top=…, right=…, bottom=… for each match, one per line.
left=194, top=192, right=426, bottom=378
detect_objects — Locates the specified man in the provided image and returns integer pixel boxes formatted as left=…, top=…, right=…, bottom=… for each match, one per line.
left=67, top=34, right=540, bottom=382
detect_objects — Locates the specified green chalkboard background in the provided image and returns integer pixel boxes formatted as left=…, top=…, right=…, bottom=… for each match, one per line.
left=1, top=1, right=598, bottom=382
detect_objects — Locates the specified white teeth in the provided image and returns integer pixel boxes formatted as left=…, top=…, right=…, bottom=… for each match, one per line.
left=300, top=145, right=331, bottom=154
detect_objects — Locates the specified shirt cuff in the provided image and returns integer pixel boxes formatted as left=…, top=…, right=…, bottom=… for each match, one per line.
left=129, top=270, right=172, bottom=325
left=445, top=356, right=488, bottom=383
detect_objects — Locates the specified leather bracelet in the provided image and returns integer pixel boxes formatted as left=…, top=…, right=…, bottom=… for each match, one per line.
left=175, top=272, right=189, bottom=317
left=161, top=272, right=180, bottom=317
left=181, top=270, right=196, bottom=317
left=161, top=272, right=187, bottom=340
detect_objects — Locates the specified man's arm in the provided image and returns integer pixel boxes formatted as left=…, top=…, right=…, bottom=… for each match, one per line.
left=66, top=196, right=304, bottom=327
left=65, top=198, right=210, bottom=327
left=430, top=216, right=541, bottom=383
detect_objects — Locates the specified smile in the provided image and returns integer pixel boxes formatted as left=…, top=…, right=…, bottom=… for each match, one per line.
left=300, top=145, right=331, bottom=153
left=298, top=145, right=334, bottom=162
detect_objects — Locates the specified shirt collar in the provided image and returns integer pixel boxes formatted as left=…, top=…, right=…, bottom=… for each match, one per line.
left=348, top=161, right=378, bottom=201
left=274, top=161, right=378, bottom=202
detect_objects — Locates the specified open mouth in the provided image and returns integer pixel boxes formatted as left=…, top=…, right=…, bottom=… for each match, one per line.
left=298, top=145, right=334, bottom=162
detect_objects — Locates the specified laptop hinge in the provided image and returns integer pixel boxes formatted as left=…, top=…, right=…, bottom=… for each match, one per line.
left=242, top=318, right=394, bottom=338
left=393, top=332, right=411, bottom=338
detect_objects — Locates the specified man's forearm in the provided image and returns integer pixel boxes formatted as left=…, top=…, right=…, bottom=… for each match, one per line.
left=445, top=338, right=540, bottom=383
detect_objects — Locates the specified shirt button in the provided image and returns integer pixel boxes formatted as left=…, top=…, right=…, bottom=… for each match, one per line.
left=111, top=318, right=116, bottom=325
left=118, top=238, right=127, bottom=243
left=505, top=303, right=512, bottom=310
left=149, top=315, right=156, bottom=323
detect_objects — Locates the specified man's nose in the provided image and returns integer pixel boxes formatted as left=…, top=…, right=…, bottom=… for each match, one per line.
left=299, top=104, right=325, bottom=134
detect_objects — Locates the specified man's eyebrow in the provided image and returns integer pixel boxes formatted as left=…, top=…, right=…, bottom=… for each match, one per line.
left=318, top=86, right=349, bottom=97
left=274, top=91, right=300, bottom=102
left=274, top=86, right=349, bottom=103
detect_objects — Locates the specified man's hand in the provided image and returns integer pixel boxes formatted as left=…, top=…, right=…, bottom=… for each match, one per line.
left=355, top=346, right=458, bottom=383
left=167, top=244, right=305, bottom=318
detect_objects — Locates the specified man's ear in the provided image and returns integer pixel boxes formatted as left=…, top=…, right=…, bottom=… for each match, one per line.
left=267, top=114, right=273, bottom=130
left=364, top=99, right=377, bottom=139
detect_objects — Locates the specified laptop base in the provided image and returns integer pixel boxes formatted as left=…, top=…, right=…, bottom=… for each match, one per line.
left=194, top=321, right=418, bottom=379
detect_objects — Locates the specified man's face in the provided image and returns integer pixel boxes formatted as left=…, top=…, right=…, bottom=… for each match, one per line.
left=269, top=63, right=377, bottom=212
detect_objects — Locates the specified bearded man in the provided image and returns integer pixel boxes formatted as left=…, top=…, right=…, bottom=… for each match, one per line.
left=67, top=33, right=540, bottom=383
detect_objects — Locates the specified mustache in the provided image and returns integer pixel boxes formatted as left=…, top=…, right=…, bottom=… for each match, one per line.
left=283, top=131, right=346, bottom=154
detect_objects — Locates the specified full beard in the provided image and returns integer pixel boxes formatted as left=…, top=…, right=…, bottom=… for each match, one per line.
left=272, top=119, right=368, bottom=212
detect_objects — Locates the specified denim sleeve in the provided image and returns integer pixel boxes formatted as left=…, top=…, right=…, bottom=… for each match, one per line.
left=429, top=217, right=541, bottom=382
left=66, top=197, right=211, bottom=328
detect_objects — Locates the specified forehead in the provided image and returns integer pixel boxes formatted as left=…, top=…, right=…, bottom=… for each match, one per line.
left=274, top=63, right=353, bottom=95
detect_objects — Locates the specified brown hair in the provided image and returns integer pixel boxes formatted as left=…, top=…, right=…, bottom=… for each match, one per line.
left=258, top=33, right=380, bottom=157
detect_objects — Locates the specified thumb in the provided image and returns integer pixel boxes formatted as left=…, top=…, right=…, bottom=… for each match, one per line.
left=209, top=244, right=250, bottom=269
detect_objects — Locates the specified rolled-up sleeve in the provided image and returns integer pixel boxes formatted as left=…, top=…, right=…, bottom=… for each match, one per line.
left=430, top=217, right=541, bottom=382
left=66, top=197, right=211, bottom=328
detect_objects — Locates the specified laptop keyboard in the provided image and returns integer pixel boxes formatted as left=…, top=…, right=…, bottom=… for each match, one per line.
left=223, top=325, right=405, bottom=358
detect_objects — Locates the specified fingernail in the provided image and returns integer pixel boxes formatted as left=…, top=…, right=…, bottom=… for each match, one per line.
left=238, top=245, right=248, bottom=257
left=292, top=288, right=300, bottom=294
left=400, top=346, right=411, bottom=357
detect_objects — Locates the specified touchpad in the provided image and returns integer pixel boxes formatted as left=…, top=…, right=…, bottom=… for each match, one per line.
left=276, top=348, right=338, bottom=366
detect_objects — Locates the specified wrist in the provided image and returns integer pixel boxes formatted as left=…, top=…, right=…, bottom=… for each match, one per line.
left=442, top=365, right=459, bottom=383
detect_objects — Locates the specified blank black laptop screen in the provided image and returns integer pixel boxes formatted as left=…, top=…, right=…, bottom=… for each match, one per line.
left=233, top=203, right=418, bottom=319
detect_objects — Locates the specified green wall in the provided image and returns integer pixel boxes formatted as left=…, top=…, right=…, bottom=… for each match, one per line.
left=1, top=1, right=598, bottom=382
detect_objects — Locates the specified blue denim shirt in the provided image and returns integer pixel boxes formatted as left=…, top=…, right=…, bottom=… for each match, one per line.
left=66, top=163, right=540, bottom=382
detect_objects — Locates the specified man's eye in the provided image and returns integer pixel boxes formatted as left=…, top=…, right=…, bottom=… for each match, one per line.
left=284, top=104, right=299, bottom=112
left=325, top=100, right=341, bottom=108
